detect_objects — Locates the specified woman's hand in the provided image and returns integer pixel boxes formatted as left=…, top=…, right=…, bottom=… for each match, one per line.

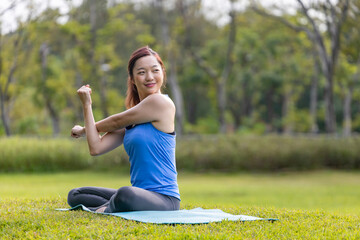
left=77, top=84, right=92, bottom=106
left=71, top=125, right=85, bottom=138
left=71, top=85, right=91, bottom=138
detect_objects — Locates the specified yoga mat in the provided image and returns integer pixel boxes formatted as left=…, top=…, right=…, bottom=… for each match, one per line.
left=57, top=205, right=278, bottom=224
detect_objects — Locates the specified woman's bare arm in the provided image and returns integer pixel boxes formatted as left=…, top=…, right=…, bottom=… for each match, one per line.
left=76, top=85, right=125, bottom=156
left=95, top=94, right=174, bottom=133
left=71, top=93, right=175, bottom=139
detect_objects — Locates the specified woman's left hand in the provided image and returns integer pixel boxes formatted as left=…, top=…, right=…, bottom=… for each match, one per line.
left=77, top=84, right=92, bottom=106
left=71, top=125, right=85, bottom=138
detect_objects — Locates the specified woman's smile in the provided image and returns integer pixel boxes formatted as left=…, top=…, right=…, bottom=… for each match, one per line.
left=145, top=83, right=156, bottom=88
left=133, top=55, right=164, bottom=100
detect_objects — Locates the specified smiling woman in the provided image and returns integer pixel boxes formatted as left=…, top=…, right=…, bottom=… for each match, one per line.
left=125, top=46, right=167, bottom=108
left=68, top=46, right=180, bottom=214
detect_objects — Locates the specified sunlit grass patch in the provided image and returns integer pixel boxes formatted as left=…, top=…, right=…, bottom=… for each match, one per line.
left=0, top=198, right=359, bottom=239
left=0, top=171, right=359, bottom=239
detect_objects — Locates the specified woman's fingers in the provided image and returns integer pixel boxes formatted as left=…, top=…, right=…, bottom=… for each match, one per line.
left=71, top=125, right=85, bottom=138
left=77, top=85, right=93, bottom=105
left=85, top=84, right=92, bottom=93
left=77, top=85, right=91, bottom=93
left=85, top=84, right=91, bottom=92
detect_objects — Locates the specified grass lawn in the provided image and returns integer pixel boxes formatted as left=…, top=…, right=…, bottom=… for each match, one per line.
left=1, top=170, right=359, bottom=239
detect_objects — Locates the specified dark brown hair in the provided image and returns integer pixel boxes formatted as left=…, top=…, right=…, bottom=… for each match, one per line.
left=125, top=46, right=166, bottom=109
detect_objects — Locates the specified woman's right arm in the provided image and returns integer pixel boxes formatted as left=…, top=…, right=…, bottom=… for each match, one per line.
left=77, top=85, right=125, bottom=156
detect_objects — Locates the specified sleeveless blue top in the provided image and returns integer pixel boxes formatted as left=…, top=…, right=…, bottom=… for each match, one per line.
left=123, top=122, right=180, bottom=200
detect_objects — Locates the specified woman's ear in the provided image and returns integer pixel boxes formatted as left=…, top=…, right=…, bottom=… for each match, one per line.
left=132, top=81, right=137, bottom=90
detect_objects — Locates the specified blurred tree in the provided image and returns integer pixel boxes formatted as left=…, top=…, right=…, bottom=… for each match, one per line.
left=60, top=19, right=91, bottom=124
left=337, top=1, right=360, bottom=136
left=73, top=0, right=110, bottom=117
left=0, top=1, right=31, bottom=136
left=95, top=2, right=155, bottom=113
left=154, top=0, right=185, bottom=135
left=178, top=0, right=237, bottom=133
left=252, top=0, right=351, bottom=134
left=27, top=8, right=75, bottom=136
left=1, top=0, right=360, bottom=136
left=228, top=11, right=312, bottom=134
left=0, top=29, right=23, bottom=136
left=66, top=1, right=155, bottom=121
left=309, top=47, right=322, bottom=134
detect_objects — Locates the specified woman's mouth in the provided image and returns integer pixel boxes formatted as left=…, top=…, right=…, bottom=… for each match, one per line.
left=145, top=83, right=156, bottom=88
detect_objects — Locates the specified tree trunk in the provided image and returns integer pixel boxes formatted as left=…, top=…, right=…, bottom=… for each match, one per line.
left=75, top=70, right=84, bottom=122
left=99, top=58, right=109, bottom=118
left=99, top=74, right=109, bottom=117
left=266, top=88, right=274, bottom=133
left=310, top=55, right=320, bottom=134
left=0, top=44, right=11, bottom=136
left=238, top=76, right=253, bottom=129
left=0, top=28, right=23, bottom=136
left=46, top=100, right=60, bottom=136
left=230, top=100, right=242, bottom=130
left=343, top=57, right=360, bottom=137
left=297, top=0, right=350, bottom=133
left=252, top=0, right=350, bottom=133
left=0, top=89, right=11, bottom=136
left=217, top=78, right=227, bottom=133
left=282, top=87, right=293, bottom=134
left=168, top=55, right=184, bottom=135
left=156, top=0, right=185, bottom=135
left=40, top=42, right=60, bottom=136
left=323, top=69, right=336, bottom=133
left=178, top=0, right=237, bottom=133
left=89, top=0, right=108, bottom=118
left=89, top=0, right=97, bottom=79
left=218, top=4, right=236, bottom=133
left=342, top=87, right=353, bottom=137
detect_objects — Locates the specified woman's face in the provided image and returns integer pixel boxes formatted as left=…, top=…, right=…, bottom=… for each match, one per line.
left=132, top=55, right=164, bottom=100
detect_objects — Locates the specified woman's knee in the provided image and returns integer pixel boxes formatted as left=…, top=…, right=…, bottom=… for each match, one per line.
left=114, top=186, right=136, bottom=203
left=67, top=188, right=80, bottom=206
left=110, top=186, right=137, bottom=211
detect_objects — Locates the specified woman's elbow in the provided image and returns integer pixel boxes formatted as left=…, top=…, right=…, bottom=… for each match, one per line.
left=89, top=151, right=98, bottom=156
left=89, top=147, right=102, bottom=156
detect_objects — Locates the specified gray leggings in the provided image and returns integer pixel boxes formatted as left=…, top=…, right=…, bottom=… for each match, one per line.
left=67, top=186, right=180, bottom=213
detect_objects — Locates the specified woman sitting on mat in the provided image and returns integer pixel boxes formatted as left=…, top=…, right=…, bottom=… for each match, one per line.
left=68, top=46, right=180, bottom=213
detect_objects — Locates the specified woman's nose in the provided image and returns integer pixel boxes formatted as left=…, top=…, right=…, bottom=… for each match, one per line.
left=146, top=72, right=154, bottom=81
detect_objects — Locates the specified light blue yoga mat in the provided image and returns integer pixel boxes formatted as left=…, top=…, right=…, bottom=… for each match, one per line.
left=57, top=205, right=278, bottom=224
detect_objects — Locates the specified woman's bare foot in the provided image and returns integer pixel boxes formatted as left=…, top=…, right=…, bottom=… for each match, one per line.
left=95, top=206, right=107, bottom=213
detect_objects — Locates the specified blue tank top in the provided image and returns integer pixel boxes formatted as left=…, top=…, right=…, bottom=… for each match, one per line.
left=123, top=122, right=180, bottom=200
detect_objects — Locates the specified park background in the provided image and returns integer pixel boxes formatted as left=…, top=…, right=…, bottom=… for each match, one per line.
left=1, top=0, right=360, bottom=239
left=0, top=0, right=359, bottom=137
left=1, top=0, right=360, bottom=172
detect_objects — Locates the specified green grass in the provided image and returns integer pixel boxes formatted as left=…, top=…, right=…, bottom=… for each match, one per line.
left=1, top=171, right=359, bottom=239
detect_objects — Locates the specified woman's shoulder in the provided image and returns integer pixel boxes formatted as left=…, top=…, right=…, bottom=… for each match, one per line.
left=144, top=93, right=175, bottom=110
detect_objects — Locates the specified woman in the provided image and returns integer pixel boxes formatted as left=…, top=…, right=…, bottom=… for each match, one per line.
left=68, top=46, right=180, bottom=213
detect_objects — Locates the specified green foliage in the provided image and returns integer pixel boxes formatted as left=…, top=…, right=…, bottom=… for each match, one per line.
left=176, top=135, right=360, bottom=171
left=282, top=109, right=312, bottom=133
left=2, top=136, right=360, bottom=173
left=0, top=137, right=130, bottom=172
left=184, top=117, right=219, bottom=134
left=0, top=1, right=360, bottom=136
left=15, top=117, right=39, bottom=134
left=0, top=137, right=89, bottom=172
left=237, top=120, right=267, bottom=135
